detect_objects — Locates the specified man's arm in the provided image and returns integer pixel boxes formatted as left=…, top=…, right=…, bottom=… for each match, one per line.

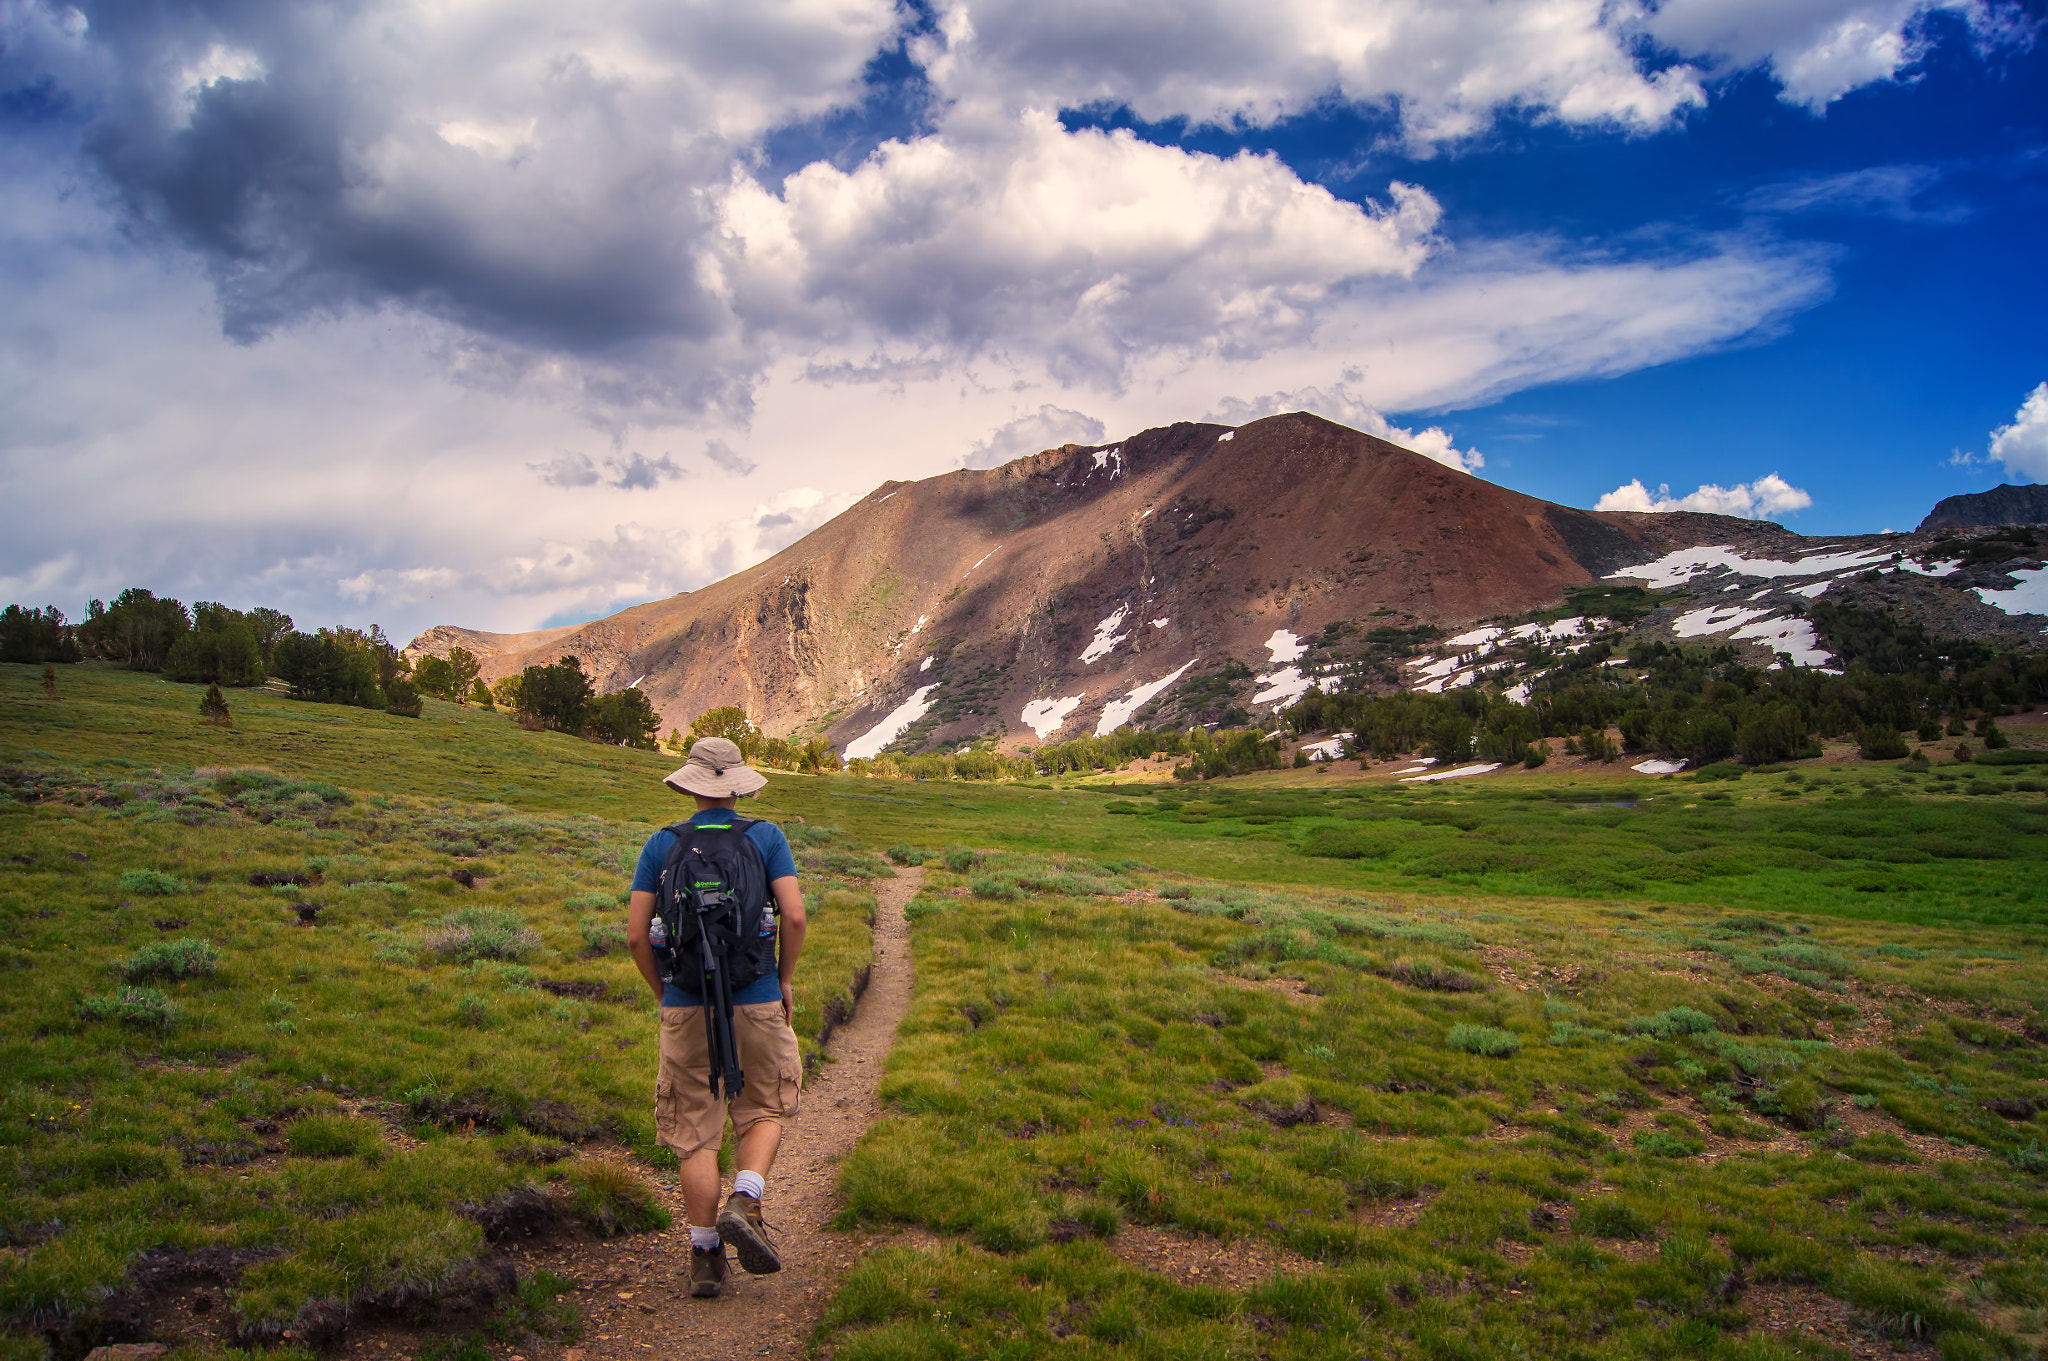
left=626, top=890, right=663, bottom=1003
left=772, top=875, right=806, bottom=1023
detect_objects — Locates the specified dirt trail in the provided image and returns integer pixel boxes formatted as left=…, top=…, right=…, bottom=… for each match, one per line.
left=563, top=865, right=923, bottom=1360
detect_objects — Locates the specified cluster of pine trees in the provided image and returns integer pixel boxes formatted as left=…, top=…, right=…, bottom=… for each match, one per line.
left=2, top=587, right=665, bottom=747
left=1285, top=604, right=2048, bottom=767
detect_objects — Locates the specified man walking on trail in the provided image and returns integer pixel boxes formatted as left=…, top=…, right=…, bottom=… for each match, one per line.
left=627, top=736, right=807, bottom=1299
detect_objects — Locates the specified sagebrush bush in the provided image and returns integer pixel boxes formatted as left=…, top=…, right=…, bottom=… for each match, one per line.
left=579, top=921, right=627, bottom=955
left=120, top=938, right=220, bottom=981
left=568, top=1162, right=671, bottom=1238
left=78, top=987, right=176, bottom=1028
left=1446, top=1023, right=1520, bottom=1057
left=424, top=907, right=541, bottom=962
left=117, top=868, right=184, bottom=896
left=885, top=843, right=928, bottom=865
left=1627, top=1006, right=1717, bottom=1037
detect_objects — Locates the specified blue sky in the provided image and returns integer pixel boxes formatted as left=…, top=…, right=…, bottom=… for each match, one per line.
left=1, top=0, right=2044, bottom=638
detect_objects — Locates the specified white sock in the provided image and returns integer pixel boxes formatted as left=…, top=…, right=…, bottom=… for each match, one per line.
left=689, top=1224, right=720, bottom=1251
left=732, top=1170, right=765, bottom=1202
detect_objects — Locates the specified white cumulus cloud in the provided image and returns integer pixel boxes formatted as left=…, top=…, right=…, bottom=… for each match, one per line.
left=1989, top=382, right=2048, bottom=481
left=1596, top=474, right=1814, bottom=518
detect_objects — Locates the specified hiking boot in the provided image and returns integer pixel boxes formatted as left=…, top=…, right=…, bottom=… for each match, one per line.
left=689, top=1244, right=727, bottom=1298
left=717, top=1190, right=782, bottom=1275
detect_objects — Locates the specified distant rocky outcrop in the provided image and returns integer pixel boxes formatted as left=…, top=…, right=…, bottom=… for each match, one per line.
left=1919, top=483, right=2048, bottom=532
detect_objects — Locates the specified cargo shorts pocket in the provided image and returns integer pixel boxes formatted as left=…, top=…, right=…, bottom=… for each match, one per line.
left=778, top=1054, right=802, bottom=1121
left=654, top=1077, right=677, bottom=1140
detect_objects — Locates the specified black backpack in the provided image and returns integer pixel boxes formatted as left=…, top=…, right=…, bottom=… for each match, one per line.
left=653, top=816, right=777, bottom=992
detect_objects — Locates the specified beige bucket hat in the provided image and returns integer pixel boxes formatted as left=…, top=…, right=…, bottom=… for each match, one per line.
left=662, top=736, right=768, bottom=798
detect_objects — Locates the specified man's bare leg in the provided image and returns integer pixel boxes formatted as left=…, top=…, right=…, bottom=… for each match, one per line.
left=679, top=1146, right=723, bottom=1229
left=735, top=1120, right=781, bottom=1179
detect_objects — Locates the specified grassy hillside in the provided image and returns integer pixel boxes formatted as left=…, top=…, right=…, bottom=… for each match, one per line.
left=5, top=663, right=2048, bottom=1361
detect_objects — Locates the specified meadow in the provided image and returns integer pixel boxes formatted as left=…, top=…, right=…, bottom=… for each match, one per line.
left=3, top=663, right=2047, bottom=1361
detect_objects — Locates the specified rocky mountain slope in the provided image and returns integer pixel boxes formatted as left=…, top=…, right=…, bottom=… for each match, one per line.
left=408, top=412, right=2047, bottom=755
left=1920, top=484, right=2048, bottom=532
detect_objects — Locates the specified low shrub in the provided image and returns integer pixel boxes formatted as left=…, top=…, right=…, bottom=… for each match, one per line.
left=943, top=846, right=980, bottom=872
left=885, top=844, right=929, bottom=865
left=1389, top=956, right=1482, bottom=992
left=563, top=892, right=618, bottom=912
left=424, top=907, right=541, bottom=962
left=1633, top=1130, right=1704, bottom=1158
left=118, top=869, right=185, bottom=896
left=969, top=873, right=1022, bottom=901
left=568, top=1163, right=671, bottom=1238
left=1854, top=724, right=1909, bottom=761
left=78, top=987, right=176, bottom=1028
left=578, top=921, right=627, bottom=955
left=120, top=938, right=221, bottom=981
left=1627, top=1006, right=1717, bottom=1038
left=1446, top=1023, right=1520, bottom=1057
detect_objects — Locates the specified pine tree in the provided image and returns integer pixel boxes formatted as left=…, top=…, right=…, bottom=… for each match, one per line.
left=199, top=682, right=232, bottom=725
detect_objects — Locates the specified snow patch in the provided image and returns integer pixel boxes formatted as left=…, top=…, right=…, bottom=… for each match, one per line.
left=1732, top=617, right=1835, bottom=668
left=1020, top=694, right=1085, bottom=741
left=1791, top=580, right=1834, bottom=598
left=1668, top=604, right=1836, bottom=667
left=1079, top=605, right=1132, bottom=664
left=1504, top=680, right=1533, bottom=705
left=874, top=492, right=896, bottom=504
left=1263, top=629, right=1307, bottom=663
left=844, top=684, right=941, bottom=760
left=1632, top=759, right=1687, bottom=775
left=966, top=547, right=999, bottom=573
left=1672, top=605, right=1772, bottom=638
left=1976, top=566, right=2048, bottom=619
left=1253, top=667, right=1314, bottom=707
left=1091, top=446, right=1125, bottom=478
left=1096, top=660, right=1197, bottom=736
left=919, top=655, right=933, bottom=673
left=909, top=614, right=929, bottom=635
left=1900, top=558, right=1961, bottom=577
left=1608, top=545, right=1891, bottom=589
left=1298, top=733, right=1350, bottom=761
left=1151, top=618, right=1170, bottom=630
left=1407, top=617, right=1598, bottom=693
left=1217, top=431, right=1235, bottom=443
left=1401, top=763, right=1501, bottom=783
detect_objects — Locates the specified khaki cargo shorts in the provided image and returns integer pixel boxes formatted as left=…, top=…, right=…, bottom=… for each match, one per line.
left=655, top=1001, right=803, bottom=1158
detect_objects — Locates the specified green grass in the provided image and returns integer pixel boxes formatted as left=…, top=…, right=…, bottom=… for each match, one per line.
left=6, top=663, right=2048, bottom=1360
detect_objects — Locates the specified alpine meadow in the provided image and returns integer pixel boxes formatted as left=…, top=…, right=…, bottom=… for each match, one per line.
left=4, top=645, right=2047, bottom=1361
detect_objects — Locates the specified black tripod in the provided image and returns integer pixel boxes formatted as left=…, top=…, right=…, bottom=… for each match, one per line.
left=691, top=887, right=745, bottom=1101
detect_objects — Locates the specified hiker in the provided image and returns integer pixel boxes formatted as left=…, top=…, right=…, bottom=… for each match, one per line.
left=626, top=735, right=807, bottom=1299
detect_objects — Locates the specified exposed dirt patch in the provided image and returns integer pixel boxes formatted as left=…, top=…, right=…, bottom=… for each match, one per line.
left=1739, top=1281, right=1933, bottom=1357
left=1105, top=1224, right=1316, bottom=1290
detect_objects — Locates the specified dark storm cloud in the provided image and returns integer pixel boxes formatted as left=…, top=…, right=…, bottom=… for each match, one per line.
left=48, top=0, right=897, bottom=364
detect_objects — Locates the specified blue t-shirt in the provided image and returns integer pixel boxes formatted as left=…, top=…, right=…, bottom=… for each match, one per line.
left=632, top=811, right=798, bottom=1008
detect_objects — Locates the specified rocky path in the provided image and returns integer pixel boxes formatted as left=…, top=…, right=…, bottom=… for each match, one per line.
left=553, top=865, right=924, bottom=1360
